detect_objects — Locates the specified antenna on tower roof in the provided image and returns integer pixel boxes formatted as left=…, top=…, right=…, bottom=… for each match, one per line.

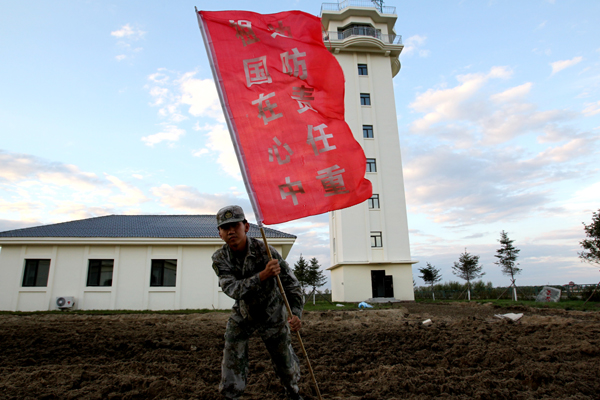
left=371, top=0, right=384, bottom=12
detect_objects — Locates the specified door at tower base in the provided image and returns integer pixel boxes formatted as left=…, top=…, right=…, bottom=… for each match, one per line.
left=371, top=270, right=394, bottom=298
left=328, top=263, right=415, bottom=302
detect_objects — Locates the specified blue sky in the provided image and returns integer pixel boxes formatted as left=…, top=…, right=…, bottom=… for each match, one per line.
left=1, top=0, right=599, bottom=289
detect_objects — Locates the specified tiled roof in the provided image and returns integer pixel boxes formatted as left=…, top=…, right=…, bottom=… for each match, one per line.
left=0, top=215, right=296, bottom=239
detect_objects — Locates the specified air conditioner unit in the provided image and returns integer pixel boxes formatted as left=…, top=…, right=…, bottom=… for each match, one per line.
left=56, top=296, right=75, bottom=309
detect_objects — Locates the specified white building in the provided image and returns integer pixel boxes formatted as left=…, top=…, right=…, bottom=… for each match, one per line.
left=322, top=2, right=417, bottom=302
left=0, top=215, right=296, bottom=312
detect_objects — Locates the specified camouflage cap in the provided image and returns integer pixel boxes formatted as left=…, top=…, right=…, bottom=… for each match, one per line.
left=216, top=205, right=246, bottom=228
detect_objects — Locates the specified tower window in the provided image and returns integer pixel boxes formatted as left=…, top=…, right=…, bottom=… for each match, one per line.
left=368, top=194, right=380, bottom=209
left=358, top=64, right=368, bottom=75
left=363, top=125, right=374, bottom=138
left=366, top=158, right=377, bottom=172
left=371, top=231, right=383, bottom=247
left=360, top=93, right=371, bottom=106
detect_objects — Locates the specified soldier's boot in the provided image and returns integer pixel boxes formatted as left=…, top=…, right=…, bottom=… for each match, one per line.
left=286, top=393, right=303, bottom=400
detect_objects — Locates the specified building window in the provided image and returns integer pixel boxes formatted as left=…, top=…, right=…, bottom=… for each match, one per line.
left=87, top=259, right=114, bottom=287
left=366, top=158, right=377, bottom=172
left=371, top=231, right=383, bottom=247
left=360, top=93, right=371, bottom=106
left=151, top=259, right=177, bottom=287
left=363, top=125, right=374, bottom=138
left=358, top=64, right=368, bottom=75
left=368, top=194, right=380, bottom=209
left=22, top=259, right=50, bottom=287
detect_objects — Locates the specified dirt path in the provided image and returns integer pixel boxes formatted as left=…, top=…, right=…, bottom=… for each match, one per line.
left=1, top=303, right=599, bottom=399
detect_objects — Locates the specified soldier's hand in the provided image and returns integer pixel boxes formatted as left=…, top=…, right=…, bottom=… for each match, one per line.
left=259, top=259, right=281, bottom=281
left=288, top=315, right=301, bottom=332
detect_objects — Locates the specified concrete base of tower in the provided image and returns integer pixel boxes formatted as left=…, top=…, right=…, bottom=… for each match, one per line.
left=327, top=261, right=418, bottom=302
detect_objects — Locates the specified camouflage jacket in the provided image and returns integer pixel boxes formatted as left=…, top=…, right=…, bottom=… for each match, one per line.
left=212, top=236, right=303, bottom=325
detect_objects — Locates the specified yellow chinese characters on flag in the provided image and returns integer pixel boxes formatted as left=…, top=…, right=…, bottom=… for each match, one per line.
left=198, top=10, right=372, bottom=224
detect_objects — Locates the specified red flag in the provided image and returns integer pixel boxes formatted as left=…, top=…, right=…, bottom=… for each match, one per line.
left=198, top=10, right=372, bottom=225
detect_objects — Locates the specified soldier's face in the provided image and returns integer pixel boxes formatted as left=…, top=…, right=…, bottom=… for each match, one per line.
left=218, top=221, right=250, bottom=251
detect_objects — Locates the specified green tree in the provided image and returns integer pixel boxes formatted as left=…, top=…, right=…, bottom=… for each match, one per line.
left=307, top=257, right=327, bottom=303
left=452, top=249, right=485, bottom=301
left=494, top=230, right=521, bottom=301
left=293, top=254, right=310, bottom=295
left=579, top=209, right=600, bottom=265
left=418, top=262, right=442, bottom=300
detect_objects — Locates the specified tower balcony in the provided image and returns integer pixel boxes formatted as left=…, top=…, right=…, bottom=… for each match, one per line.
left=323, top=26, right=402, bottom=45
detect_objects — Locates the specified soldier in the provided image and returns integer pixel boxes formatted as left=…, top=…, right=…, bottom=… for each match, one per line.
left=212, top=205, right=304, bottom=400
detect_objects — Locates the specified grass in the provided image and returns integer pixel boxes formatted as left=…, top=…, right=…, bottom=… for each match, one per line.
left=302, top=300, right=403, bottom=312
left=0, top=308, right=228, bottom=316
left=418, top=298, right=600, bottom=312
left=2, top=299, right=599, bottom=316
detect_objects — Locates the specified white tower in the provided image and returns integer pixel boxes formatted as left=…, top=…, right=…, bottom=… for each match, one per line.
left=321, top=1, right=416, bottom=302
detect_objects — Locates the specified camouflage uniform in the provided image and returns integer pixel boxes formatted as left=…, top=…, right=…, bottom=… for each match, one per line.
left=212, top=236, right=304, bottom=400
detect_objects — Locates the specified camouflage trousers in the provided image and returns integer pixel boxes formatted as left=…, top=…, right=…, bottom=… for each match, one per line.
left=219, top=318, right=301, bottom=399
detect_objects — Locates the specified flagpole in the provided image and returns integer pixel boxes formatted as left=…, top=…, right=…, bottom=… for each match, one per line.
left=196, top=8, right=263, bottom=223
left=259, top=224, right=323, bottom=400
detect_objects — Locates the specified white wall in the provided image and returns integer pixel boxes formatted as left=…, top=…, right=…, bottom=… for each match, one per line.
left=330, top=263, right=415, bottom=302
left=332, top=49, right=412, bottom=265
left=0, top=243, right=289, bottom=312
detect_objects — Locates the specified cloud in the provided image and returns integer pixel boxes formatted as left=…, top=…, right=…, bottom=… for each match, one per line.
left=550, top=56, right=583, bottom=75
left=146, top=69, right=223, bottom=124
left=144, top=69, right=235, bottom=179
left=403, top=129, right=600, bottom=227
left=409, top=68, right=577, bottom=145
left=195, top=124, right=241, bottom=179
left=564, top=181, right=600, bottom=214
left=0, top=198, right=46, bottom=221
left=148, top=71, right=170, bottom=84
left=192, top=148, right=209, bottom=156
left=105, top=174, right=149, bottom=206
left=0, top=150, right=103, bottom=189
left=462, top=232, right=488, bottom=239
left=402, top=35, right=429, bottom=57
left=490, top=82, right=532, bottom=103
left=0, top=150, right=154, bottom=225
left=272, top=214, right=331, bottom=270
left=48, top=202, right=116, bottom=221
left=410, top=66, right=512, bottom=133
left=179, top=72, right=224, bottom=120
left=0, top=218, right=41, bottom=233
left=529, top=226, right=582, bottom=244
left=583, top=101, right=600, bottom=116
left=111, top=24, right=145, bottom=61
left=403, top=146, right=556, bottom=226
left=111, top=24, right=146, bottom=40
left=529, top=136, right=598, bottom=164
left=141, top=125, right=185, bottom=147
left=151, top=184, right=249, bottom=214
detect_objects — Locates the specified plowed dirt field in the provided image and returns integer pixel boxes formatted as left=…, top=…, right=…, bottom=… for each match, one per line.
left=1, top=302, right=599, bottom=399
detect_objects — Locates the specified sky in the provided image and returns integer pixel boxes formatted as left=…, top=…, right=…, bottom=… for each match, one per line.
left=1, top=0, right=599, bottom=289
